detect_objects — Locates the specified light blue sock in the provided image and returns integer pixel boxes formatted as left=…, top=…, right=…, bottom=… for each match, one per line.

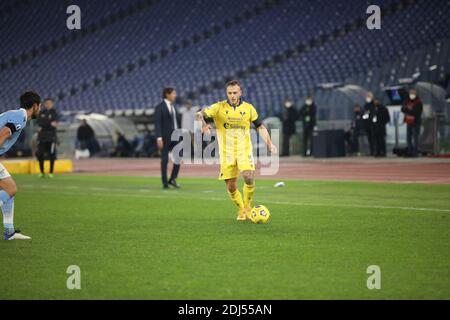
left=0, top=191, right=14, bottom=235
left=0, top=190, right=10, bottom=203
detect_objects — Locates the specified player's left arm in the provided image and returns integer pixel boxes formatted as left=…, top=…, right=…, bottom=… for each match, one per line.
left=256, top=124, right=277, bottom=155
left=251, top=106, right=277, bottom=154
left=0, top=126, right=13, bottom=148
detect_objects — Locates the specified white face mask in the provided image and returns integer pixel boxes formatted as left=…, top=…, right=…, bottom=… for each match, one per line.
left=285, top=102, right=293, bottom=108
left=409, top=94, right=416, bottom=100
left=366, top=97, right=373, bottom=103
left=305, top=99, right=312, bottom=106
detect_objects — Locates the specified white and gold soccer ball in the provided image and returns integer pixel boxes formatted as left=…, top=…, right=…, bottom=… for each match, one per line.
left=249, top=205, right=271, bottom=224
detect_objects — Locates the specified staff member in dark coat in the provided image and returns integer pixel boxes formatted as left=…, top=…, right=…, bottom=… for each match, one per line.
left=77, top=119, right=95, bottom=151
left=155, top=87, right=182, bottom=189
left=372, top=99, right=390, bottom=157
left=280, top=99, right=298, bottom=157
left=363, top=92, right=375, bottom=156
left=401, top=88, right=423, bottom=157
left=36, top=98, right=59, bottom=178
left=299, top=96, right=316, bottom=157
left=351, top=104, right=365, bottom=154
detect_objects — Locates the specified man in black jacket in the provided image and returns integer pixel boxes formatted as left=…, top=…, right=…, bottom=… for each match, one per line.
left=155, top=87, right=182, bottom=189
left=401, top=88, right=423, bottom=157
left=363, top=92, right=375, bottom=156
left=36, top=98, right=58, bottom=178
left=372, top=99, right=391, bottom=157
left=77, top=119, right=96, bottom=153
left=280, top=99, right=298, bottom=156
left=299, top=96, right=316, bottom=157
left=350, top=104, right=365, bottom=154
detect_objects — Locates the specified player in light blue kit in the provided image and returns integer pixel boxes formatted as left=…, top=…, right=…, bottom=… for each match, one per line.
left=0, top=91, right=41, bottom=240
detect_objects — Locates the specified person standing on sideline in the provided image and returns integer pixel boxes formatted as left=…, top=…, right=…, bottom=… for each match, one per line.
left=155, top=87, right=182, bottom=189
left=299, top=96, right=316, bottom=157
left=77, top=119, right=95, bottom=154
left=280, top=99, right=298, bottom=157
left=372, top=99, right=391, bottom=157
left=36, top=98, right=59, bottom=178
left=363, top=92, right=375, bottom=156
left=351, top=104, right=365, bottom=155
left=401, top=88, right=423, bottom=157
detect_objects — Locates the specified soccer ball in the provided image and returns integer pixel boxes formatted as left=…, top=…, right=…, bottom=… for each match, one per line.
left=249, top=205, right=271, bottom=224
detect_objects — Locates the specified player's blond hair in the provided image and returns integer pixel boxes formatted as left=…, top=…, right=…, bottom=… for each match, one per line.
left=226, top=80, right=241, bottom=88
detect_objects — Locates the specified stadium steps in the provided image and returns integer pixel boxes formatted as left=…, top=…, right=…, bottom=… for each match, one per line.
left=0, top=0, right=161, bottom=72
left=180, top=0, right=421, bottom=102
left=51, top=0, right=285, bottom=103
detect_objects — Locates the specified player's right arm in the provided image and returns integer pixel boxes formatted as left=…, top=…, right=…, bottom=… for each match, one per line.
left=0, top=126, right=12, bottom=148
left=196, top=103, right=219, bottom=134
left=195, top=110, right=210, bottom=134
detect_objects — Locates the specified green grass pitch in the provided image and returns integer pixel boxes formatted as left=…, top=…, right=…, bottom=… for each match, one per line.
left=1, top=175, right=449, bottom=299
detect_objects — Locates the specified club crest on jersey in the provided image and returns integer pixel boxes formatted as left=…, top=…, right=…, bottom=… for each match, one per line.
left=240, top=111, right=246, bottom=117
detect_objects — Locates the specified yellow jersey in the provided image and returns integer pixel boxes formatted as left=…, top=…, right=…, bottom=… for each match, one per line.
left=203, top=99, right=260, bottom=164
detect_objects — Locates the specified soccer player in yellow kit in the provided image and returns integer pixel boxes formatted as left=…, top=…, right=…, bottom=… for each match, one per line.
left=196, top=80, right=277, bottom=221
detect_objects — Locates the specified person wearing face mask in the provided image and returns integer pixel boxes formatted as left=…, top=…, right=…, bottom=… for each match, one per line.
left=363, top=92, right=375, bottom=156
left=401, top=88, right=423, bottom=157
left=36, top=98, right=59, bottom=178
left=350, top=104, right=365, bottom=155
left=299, top=96, right=317, bottom=157
left=280, top=99, right=298, bottom=157
left=371, top=99, right=391, bottom=157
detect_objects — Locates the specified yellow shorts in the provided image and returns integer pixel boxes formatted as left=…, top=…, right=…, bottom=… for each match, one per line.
left=218, top=153, right=255, bottom=180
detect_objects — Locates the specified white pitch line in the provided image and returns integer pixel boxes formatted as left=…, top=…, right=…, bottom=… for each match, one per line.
left=22, top=184, right=450, bottom=214
left=268, top=200, right=450, bottom=213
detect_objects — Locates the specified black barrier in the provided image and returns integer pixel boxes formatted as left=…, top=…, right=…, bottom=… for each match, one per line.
left=313, top=129, right=346, bottom=158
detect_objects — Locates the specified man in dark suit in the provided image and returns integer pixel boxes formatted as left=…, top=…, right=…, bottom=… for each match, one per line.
left=155, top=87, right=182, bottom=189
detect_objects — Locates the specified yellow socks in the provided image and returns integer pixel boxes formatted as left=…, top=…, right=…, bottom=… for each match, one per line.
left=243, top=183, right=255, bottom=209
left=228, top=189, right=244, bottom=210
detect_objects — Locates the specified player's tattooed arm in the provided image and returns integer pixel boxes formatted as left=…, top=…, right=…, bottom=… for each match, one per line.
left=0, top=126, right=13, bottom=148
left=257, top=124, right=278, bottom=155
